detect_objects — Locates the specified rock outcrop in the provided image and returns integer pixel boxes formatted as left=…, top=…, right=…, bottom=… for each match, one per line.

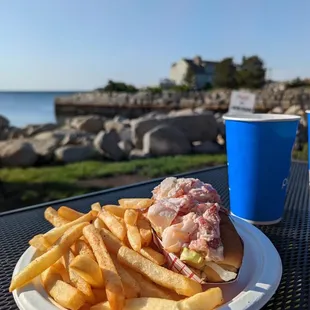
left=31, top=138, right=60, bottom=162
left=55, top=145, right=97, bottom=163
left=94, top=130, right=125, bottom=161
left=0, top=115, right=9, bottom=129
left=70, top=115, right=105, bottom=134
left=132, top=112, right=218, bottom=149
left=23, top=123, right=58, bottom=137
left=0, top=141, right=37, bottom=167
left=143, top=125, right=192, bottom=156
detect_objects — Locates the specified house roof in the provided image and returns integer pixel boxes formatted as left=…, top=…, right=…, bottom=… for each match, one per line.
left=183, top=58, right=218, bottom=74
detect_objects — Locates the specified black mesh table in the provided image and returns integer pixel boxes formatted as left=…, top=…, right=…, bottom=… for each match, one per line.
left=0, top=162, right=309, bottom=310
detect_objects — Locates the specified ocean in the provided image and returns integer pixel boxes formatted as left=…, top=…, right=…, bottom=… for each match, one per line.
left=0, top=91, right=81, bottom=127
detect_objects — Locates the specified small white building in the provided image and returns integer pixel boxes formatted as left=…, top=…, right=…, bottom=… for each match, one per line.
left=170, top=56, right=218, bottom=88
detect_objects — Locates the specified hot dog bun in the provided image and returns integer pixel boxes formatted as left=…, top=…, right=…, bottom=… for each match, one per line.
left=219, top=212, right=243, bottom=268
left=203, top=213, right=243, bottom=282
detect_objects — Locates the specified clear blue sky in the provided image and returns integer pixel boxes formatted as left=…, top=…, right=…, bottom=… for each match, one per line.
left=0, top=0, right=309, bottom=91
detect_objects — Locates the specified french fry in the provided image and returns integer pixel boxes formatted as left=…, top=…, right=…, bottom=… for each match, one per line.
left=49, top=280, right=86, bottom=310
left=103, top=205, right=126, bottom=218
left=117, top=246, right=202, bottom=297
left=58, top=206, right=84, bottom=221
left=92, top=288, right=107, bottom=304
left=72, top=239, right=96, bottom=261
left=41, top=265, right=62, bottom=287
left=70, top=255, right=104, bottom=288
left=10, top=222, right=88, bottom=292
left=90, top=298, right=176, bottom=310
left=52, top=260, right=70, bottom=283
left=126, top=224, right=141, bottom=252
left=91, top=202, right=102, bottom=213
left=98, top=210, right=126, bottom=241
left=118, top=217, right=126, bottom=226
left=29, top=211, right=96, bottom=250
left=80, top=236, right=89, bottom=243
left=176, top=287, right=223, bottom=310
left=126, top=268, right=174, bottom=299
left=118, top=198, right=153, bottom=210
left=122, top=234, right=131, bottom=248
left=137, top=218, right=152, bottom=246
left=99, top=228, right=124, bottom=254
left=124, top=209, right=138, bottom=225
left=91, top=302, right=111, bottom=310
left=44, top=207, right=69, bottom=227
left=162, top=289, right=186, bottom=301
left=29, top=234, right=51, bottom=252
left=90, top=288, right=223, bottom=310
left=41, top=266, right=85, bottom=310
left=140, top=247, right=166, bottom=265
left=111, top=255, right=140, bottom=298
left=83, top=225, right=125, bottom=310
left=63, top=250, right=96, bottom=304
left=93, top=218, right=108, bottom=230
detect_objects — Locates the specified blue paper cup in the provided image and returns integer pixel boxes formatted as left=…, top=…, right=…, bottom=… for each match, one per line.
left=223, top=113, right=300, bottom=225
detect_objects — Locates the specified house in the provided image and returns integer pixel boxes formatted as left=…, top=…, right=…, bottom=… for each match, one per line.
left=159, top=78, right=175, bottom=88
left=170, top=56, right=218, bottom=89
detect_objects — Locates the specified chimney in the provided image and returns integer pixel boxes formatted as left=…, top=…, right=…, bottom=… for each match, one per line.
left=193, top=56, right=202, bottom=66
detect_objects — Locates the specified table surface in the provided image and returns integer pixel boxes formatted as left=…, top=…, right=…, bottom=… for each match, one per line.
left=0, top=162, right=309, bottom=310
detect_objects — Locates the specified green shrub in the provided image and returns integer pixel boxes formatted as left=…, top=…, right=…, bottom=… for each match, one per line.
left=287, top=78, right=310, bottom=89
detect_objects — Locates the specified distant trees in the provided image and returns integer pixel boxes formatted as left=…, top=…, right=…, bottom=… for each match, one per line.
left=171, top=84, right=191, bottom=92
left=183, top=67, right=197, bottom=89
left=144, top=86, right=162, bottom=94
left=96, top=80, right=138, bottom=93
left=287, top=77, right=310, bottom=88
left=213, top=55, right=266, bottom=89
left=237, top=56, right=266, bottom=89
left=202, top=82, right=212, bottom=91
left=213, top=58, right=238, bottom=89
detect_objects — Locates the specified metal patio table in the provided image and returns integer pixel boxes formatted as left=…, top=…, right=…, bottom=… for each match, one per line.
left=0, top=162, right=309, bottom=310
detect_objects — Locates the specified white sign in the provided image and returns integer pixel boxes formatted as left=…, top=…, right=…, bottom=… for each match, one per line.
left=228, top=91, right=256, bottom=115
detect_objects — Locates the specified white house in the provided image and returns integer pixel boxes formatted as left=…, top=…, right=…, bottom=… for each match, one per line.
left=170, top=56, right=218, bottom=88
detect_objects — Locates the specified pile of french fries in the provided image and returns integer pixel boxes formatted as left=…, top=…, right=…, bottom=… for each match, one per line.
left=9, top=198, right=224, bottom=310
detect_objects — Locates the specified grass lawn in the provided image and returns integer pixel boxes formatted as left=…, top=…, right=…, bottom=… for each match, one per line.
left=0, top=144, right=307, bottom=212
left=0, top=154, right=227, bottom=211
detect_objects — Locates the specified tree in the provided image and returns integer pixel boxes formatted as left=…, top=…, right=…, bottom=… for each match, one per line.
left=145, top=86, right=162, bottom=94
left=202, top=82, right=213, bottom=91
left=96, top=80, right=138, bottom=93
left=213, top=58, right=237, bottom=89
left=183, top=67, right=197, bottom=89
left=171, top=84, right=191, bottom=92
left=237, top=56, right=266, bottom=89
left=287, top=77, right=310, bottom=88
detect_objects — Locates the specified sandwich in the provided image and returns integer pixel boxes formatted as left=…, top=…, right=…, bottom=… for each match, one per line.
left=147, top=177, right=243, bottom=283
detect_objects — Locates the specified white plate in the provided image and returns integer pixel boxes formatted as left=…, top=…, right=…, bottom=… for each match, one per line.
left=12, top=216, right=282, bottom=310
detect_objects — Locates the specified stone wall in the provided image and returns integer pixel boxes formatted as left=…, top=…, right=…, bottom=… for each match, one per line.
left=55, top=83, right=310, bottom=123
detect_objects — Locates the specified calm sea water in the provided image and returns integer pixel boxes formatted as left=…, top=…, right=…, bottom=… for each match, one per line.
left=0, top=91, right=80, bottom=127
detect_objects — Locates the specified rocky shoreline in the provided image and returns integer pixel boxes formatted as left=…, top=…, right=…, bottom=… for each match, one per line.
left=0, top=104, right=307, bottom=167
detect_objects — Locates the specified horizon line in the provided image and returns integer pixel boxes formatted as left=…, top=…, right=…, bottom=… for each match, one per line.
left=0, top=89, right=90, bottom=92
